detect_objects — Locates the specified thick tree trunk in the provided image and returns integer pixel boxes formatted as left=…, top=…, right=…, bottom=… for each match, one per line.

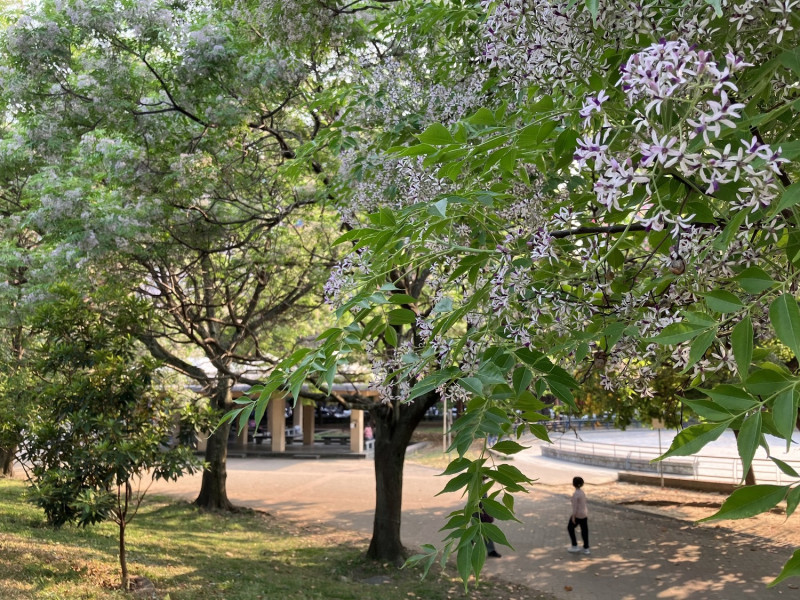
left=366, top=393, right=437, bottom=564
left=194, top=378, right=235, bottom=511
left=0, top=446, right=15, bottom=477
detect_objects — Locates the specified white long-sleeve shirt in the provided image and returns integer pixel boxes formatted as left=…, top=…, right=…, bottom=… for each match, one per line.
left=571, top=488, right=588, bottom=519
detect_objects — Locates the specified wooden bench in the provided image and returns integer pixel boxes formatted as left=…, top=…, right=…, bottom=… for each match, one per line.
left=253, top=432, right=296, bottom=445
left=321, top=435, right=350, bottom=445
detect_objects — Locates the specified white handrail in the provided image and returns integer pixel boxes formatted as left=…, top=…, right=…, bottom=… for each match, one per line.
left=547, top=437, right=800, bottom=485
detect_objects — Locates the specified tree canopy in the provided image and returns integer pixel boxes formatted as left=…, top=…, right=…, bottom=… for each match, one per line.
left=1, top=0, right=799, bottom=589
left=244, top=0, right=800, bottom=586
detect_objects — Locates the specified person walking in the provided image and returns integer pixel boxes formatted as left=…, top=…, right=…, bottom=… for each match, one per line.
left=567, top=476, right=590, bottom=555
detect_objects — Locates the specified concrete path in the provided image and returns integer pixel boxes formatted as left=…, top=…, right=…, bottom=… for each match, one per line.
left=146, top=451, right=799, bottom=599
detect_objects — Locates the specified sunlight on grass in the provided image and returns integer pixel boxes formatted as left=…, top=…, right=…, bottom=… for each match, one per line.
left=0, top=479, right=549, bottom=600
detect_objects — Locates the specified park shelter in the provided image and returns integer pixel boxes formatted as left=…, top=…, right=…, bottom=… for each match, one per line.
left=192, top=373, right=379, bottom=457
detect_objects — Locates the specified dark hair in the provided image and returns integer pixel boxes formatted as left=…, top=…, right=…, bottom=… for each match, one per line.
left=572, top=476, right=584, bottom=488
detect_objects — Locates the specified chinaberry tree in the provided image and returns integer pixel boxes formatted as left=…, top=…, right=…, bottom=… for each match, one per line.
left=247, top=0, right=800, bottom=586
left=0, top=0, right=357, bottom=509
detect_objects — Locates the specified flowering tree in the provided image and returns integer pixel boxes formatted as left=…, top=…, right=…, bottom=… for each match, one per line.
left=0, top=0, right=357, bottom=509
left=248, top=0, right=800, bottom=586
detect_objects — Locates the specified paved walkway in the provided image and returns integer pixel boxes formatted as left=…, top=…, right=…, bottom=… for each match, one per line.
left=146, top=449, right=799, bottom=599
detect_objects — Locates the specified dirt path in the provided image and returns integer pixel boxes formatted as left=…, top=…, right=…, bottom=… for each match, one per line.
left=146, top=454, right=800, bottom=600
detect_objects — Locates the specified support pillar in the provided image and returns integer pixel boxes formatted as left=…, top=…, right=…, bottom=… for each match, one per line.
left=293, top=402, right=302, bottom=435
left=269, top=393, right=286, bottom=453
left=350, top=409, right=364, bottom=453
left=303, top=403, right=315, bottom=446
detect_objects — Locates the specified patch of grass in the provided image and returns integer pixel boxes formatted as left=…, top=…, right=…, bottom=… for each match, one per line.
left=0, top=479, right=552, bottom=600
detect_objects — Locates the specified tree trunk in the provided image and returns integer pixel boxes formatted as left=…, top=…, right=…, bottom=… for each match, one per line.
left=0, top=445, right=15, bottom=477
left=366, top=392, right=437, bottom=564
left=119, top=519, right=128, bottom=590
left=194, top=378, right=235, bottom=511
left=118, top=481, right=131, bottom=591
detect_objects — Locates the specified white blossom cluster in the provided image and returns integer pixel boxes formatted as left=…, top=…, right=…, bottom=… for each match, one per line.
left=337, top=151, right=454, bottom=226
left=325, top=0, right=800, bottom=413
left=231, top=0, right=342, bottom=47
left=577, top=40, right=785, bottom=220
left=350, top=56, right=487, bottom=130
left=323, top=249, right=371, bottom=308
left=365, top=339, right=413, bottom=405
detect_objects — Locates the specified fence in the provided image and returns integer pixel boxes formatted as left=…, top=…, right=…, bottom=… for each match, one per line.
left=545, top=437, right=800, bottom=485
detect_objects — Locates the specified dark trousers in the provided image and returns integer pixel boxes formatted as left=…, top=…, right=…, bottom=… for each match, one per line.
left=568, top=517, right=589, bottom=548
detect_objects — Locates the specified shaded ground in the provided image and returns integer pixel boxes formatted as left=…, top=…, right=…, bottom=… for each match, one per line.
left=145, top=449, right=800, bottom=600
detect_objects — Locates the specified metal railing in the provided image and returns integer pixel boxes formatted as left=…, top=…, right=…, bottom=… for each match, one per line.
left=548, top=437, right=800, bottom=485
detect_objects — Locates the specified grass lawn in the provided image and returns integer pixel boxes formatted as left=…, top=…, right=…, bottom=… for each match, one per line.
left=0, top=479, right=550, bottom=600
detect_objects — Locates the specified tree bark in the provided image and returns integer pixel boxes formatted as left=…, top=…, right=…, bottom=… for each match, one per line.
left=119, top=484, right=130, bottom=591
left=194, top=378, right=235, bottom=511
left=0, top=445, right=15, bottom=477
left=366, top=392, right=437, bottom=564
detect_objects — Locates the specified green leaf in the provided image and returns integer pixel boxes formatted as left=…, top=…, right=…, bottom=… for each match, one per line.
left=546, top=376, right=576, bottom=409
left=734, top=267, right=776, bottom=294
left=731, top=317, right=753, bottom=380
left=745, top=368, right=791, bottom=397
left=772, top=388, right=798, bottom=449
left=512, top=367, right=533, bottom=397
left=428, top=199, right=448, bottom=217
left=408, top=367, right=460, bottom=401
left=704, top=0, right=723, bottom=16
left=456, top=541, right=473, bottom=587
left=417, top=123, right=455, bottom=145
left=659, top=422, right=729, bottom=459
left=384, top=324, right=398, bottom=347
left=490, top=440, right=528, bottom=455
left=554, top=128, right=579, bottom=160
left=786, top=486, right=800, bottom=518
left=517, top=123, right=542, bottom=147
left=432, top=297, right=453, bottom=314
left=603, top=321, right=627, bottom=351
left=683, top=399, right=733, bottom=421
left=771, top=457, right=800, bottom=480
left=387, top=308, right=417, bottom=326
left=442, top=457, right=473, bottom=475
left=770, top=294, right=800, bottom=359
left=700, top=485, right=787, bottom=521
left=704, top=290, right=744, bottom=313
left=403, top=544, right=438, bottom=579
left=395, top=143, right=436, bottom=157
left=769, top=549, right=800, bottom=588
left=686, top=328, right=716, bottom=369
left=439, top=472, right=472, bottom=495
left=584, top=0, right=599, bottom=19
left=530, top=95, right=553, bottom=113
left=647, top=322, right=707, bottom=345
left=466, top=107, right=497, bottom=126
left=481, top=522, right=512, bottom=547
left=778, top=47, right=800, bottom=76
left=388, top=294, right=417, bottom=304
left=703, top=385, right=759, bottom=412
left=458, top=377, right=484, bottom=396
left=776, top=182, right=800, bottom=213
left=736, top=412, right=762, bottom=483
